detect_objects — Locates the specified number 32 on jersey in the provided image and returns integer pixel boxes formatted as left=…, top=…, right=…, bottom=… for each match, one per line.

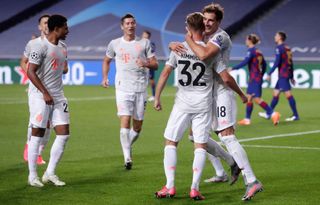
left=178, top=60, right=206, bottom=87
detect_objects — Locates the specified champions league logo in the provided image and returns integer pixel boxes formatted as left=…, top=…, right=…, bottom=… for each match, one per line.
left=30, top=51, right=39, bottom=60
left=216, top=35, right=223, bottom=43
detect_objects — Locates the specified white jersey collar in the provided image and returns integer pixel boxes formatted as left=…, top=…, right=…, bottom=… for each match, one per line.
left=121, top=36, right=138, bottom=43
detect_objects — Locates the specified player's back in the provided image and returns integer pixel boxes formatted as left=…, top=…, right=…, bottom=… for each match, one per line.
left=168, top=41, right=214, bottom=113
left=277, top=44, right=293, bottom=78
left=248, top=47, right=266, bottom=83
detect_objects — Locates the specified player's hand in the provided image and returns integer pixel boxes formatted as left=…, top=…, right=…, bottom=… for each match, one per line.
left=227, top=67, right=233, bottom=72
left=43, top=92, right=54, bottom=105
left=240, top=94, right=248, bottom=104
left=154, top=98, right=162, bottom=111
left=169, top=42, right=186, bottom=55
left=101, top=78, right=109, bottom=88
left=290, top=78, right=296, bottom=85
left=266, top=75, right=271, bottom=81
left=136, top=58, right=148, bottom=68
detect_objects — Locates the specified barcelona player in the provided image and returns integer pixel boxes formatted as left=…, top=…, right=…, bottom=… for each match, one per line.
left=259, top=31, right=299, bottom=121
left=232, top=34, right=280, bottom=125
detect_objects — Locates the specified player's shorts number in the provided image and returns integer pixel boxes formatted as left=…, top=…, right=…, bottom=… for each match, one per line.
left=63, top=102, right=69, bottom=113
left=216, top=106, right=226, bottom=117
left=178, top=60, right=206, bottom=87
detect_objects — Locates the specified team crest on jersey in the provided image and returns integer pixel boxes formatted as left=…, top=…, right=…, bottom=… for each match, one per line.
left=216, top=35, right=223, bottom=43
left=30, top=51, right=39, bottom=60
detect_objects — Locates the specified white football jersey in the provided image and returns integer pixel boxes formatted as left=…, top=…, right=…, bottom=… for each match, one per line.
left=27, top=37, right=67, bottom=101
left=166, top=41, right=214, bottom=113
left=206, top=28, right=232, bottom=96
left=23, top=37, right=42, bottom=58
left=106, top=36, right=155, bottom=92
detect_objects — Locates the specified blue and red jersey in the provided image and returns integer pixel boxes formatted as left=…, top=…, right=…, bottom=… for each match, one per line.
left=268, top=43, right=294, bottom=79
left=232, top=47, right=266, bottom=83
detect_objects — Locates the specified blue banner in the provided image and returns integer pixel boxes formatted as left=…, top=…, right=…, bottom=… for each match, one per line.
left=63, top=60, right=116, bottom=85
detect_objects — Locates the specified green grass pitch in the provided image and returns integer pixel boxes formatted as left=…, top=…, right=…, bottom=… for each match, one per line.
left=0, top=85, right=319, bottom=204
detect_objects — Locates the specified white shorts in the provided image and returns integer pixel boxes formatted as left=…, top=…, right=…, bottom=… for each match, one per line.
left=212, top=90, right=237, bottom=131
left=115, top=89, right=147, bottom=121
left=29, top=95, right=70, bottom=128
left=164, top=105, right=212, bottom=144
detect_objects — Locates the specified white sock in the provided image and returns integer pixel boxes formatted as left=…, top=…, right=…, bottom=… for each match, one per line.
left=46, top=135, right=69, bottom=176
left=191, top=148, right=206, bottom=190
left=207, top=153, right=226, bottom=177
left=28, top=136, right=41, bottom=180
left=219, top=134, right=256, bottom=183
left=120, top=128, right=131, bottom=162
left=242, top=170, right=248, bottom=186
left=26, top=124, right=32, bottom=143
left=164, top=145, right=177, bottom=189
left=207, top=138, right=235, bottom=166
left=129, top=128, right=139, bottom=145
left=38, top=128, right=51, bottom=155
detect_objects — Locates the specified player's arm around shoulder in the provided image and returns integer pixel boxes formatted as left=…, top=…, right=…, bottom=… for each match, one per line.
left=185, top=34, right=220, bottom=61
left=101, top=56, right=112, bottom=88
left=169, top=41, right=187, bottom=55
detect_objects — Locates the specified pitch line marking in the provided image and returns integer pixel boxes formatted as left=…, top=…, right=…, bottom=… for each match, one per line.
left=0, top=93, right=175, bottom=105
left=238, top=130, right=320, bottom=142
left=242, top=144, right=320, bottom=151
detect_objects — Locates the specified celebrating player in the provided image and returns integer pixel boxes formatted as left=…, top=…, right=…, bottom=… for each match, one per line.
left=185, top=4, right=263, bottom=201
left=101, top=14, right=158, bottom=170
left=26, top=14, right=70, bottom=187
left=21, top=14, right=51, bottom=165
left=259, top=31, right=299, bottom=121
left=232, top=34, right=280, bottom=126
left=155, top=12, right=215, bottom=200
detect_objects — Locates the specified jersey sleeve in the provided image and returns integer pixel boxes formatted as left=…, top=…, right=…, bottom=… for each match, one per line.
left=23, top=40, right=32, bottom=58
left=268, top=47, right=281, bottom=75
left=145, top=39, right=155, bottom=58
left=221, top=38, right=232, bottom=70
left=233, top=50, right=251, bottom=70
left=208, top=33, right=224, bottom=49
left=216, top=60, right=227, bottom=73
left=106, top=40, right=115, bottom=58
left=165, top=51, right=177, bottom=69
left=28, top=41, right=44, bottom=65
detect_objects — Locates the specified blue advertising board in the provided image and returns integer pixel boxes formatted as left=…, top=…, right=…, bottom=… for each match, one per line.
left=63, top=60, right=116, bottom=85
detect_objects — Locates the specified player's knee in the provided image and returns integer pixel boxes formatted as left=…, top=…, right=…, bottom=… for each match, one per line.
left=253, top=97, right=261, bottom=104
left=132, top=124, right=142, bottom=133
left=165, top=139, right=178, bottom=147
left=54, top=124, right=70, bottom=135
left=194, top=142, right=206, bottom=149
left=219, top=127, right=234, bottom=136
left=31, top=127, right=46, bottom=137
left=285, top=91, right=292, bottom=99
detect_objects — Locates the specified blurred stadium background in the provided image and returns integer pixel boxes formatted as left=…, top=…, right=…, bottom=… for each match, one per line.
left=0, top=0, right=319, bottom=88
